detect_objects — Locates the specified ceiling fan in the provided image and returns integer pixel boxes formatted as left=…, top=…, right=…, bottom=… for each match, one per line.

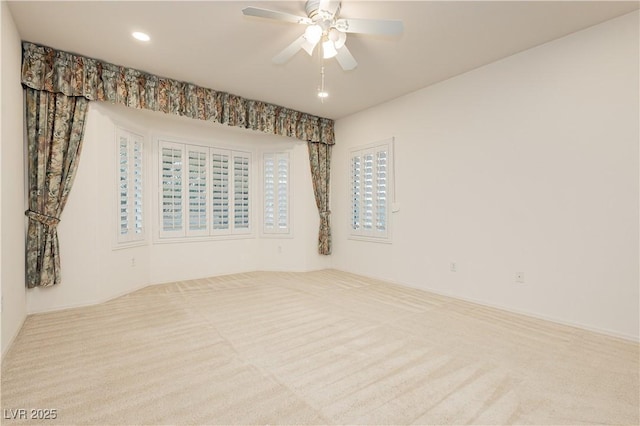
left=242, top=0, right=403, bottom=71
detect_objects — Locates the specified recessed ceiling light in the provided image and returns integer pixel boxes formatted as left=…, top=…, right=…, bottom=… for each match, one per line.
left=317, top=91, right=329, bottom=99
left=132, top=32, right=150, bottom=42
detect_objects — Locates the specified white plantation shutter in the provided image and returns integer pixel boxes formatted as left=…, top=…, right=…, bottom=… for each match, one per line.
left=158, top=142, right=251, bottom=239
left=363, top=152, right=374, bottom=231
left=375, top=150, right=387, bottom=232
left=264, top=152, right=290, bottom=234
left=350, top=155, right=361, bottom=231
left=277, top=154, right=289, bottom=230
left=233, top=152, right=251, bottom=232
left=350, top=141, right=392, bottom=240
left=132, top=139, right=144, bottom=237
left=264, top=154, right=276, bottom=230
left=160, top=142, right=184, bottom=237
left=211, top=149, right=230, bottom=232
left=118, top=136, right=129, bottom=238
left=116, top=128, right=145, bottom=244
left=187, top=147, right=209, bottom=236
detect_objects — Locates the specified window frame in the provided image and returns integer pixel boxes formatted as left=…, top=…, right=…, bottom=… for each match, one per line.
left=210, top=148, right=232, bottom=236
left=186, top=145, right=210, bottom=237
left=115, top=127, right=146, bottom=247
left=156, top=138, right=253, bottom=242
left=158, top=140, right=186, bottom=239
left=348, top=138, right=393, bottom=243
left=231, top=151, right=252, bottom=235
left=262, top=151, right=292, bottom=237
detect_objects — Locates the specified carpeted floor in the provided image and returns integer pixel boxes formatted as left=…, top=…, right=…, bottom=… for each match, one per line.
left=1, top=270, right=638, bottom=425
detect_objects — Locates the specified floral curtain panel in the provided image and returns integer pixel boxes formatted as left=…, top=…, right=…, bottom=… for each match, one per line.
left=25, top=88, right=89, bottom=288
left=21, top=42, right=335, bottom=145
left=20, top=41, right=334, bottom=285
left=308, top=142, right=332, bottom=255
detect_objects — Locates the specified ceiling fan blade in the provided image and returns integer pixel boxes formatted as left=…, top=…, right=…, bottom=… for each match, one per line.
left=272, top=35, right=306, bottom=64
left=335, top=45, right=357, bottom=71
left=242, top=7, right=312, bottom=25
left=301, top=39, right=319, bottom=56
left=335, top=18, right=403, bottom=35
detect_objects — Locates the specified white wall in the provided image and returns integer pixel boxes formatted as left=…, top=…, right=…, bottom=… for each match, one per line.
left=332, top=11, right=639, bottom=340
left=1, top=2, right=27, bottom=357
left=27, top=102, right=329, bottom=313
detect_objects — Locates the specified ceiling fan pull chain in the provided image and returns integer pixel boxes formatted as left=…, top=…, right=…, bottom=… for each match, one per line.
left=318, top=65, right=329, bottom=102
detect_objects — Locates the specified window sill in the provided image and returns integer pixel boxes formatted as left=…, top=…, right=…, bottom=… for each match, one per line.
left=260, top=232, right=294, bottom=239
left=348, top=235, right=392, bottom=244
left=153, top=233, right=256, bottom=244
left=112, top=240, right=148, bottom=250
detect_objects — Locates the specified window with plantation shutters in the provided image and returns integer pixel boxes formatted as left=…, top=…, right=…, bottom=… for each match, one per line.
left=187, top=147, right=208, bottom=236
left=158, top=140, right=251, bottom=239
left=233, top=154, right=251, bottom=232
left=116, top=128, right=145, bottom=244
left=211, top=150, right=230, bottom=232
left=351, top=155, right=361, bottom=232
left=350, top=140, right=392, bottom=241
left=263, top=152, right=290, bottom=235
left=160, top=142, right=184, bottom=238
left=375, top=150, right=388, bottom=232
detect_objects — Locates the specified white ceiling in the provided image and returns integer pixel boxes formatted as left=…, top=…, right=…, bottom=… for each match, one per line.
left=8, top=1, right=639, bottom=119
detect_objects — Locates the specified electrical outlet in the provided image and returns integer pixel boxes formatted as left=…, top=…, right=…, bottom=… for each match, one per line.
left=450, top=262, right=457, bottom=272
left=515, top=272, right=525, bottom=283
left=131, top=257, right=136, bottom=267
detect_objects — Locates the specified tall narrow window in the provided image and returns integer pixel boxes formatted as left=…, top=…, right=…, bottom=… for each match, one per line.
left=375, top=150, right=387, bottom=232
left=116, top=128, right=145, bottom=244
left=363, top=152, right=374, bottom=231
left=159, top=142, right=184, bottom=237
left=233, top=153, right=251, bottom=233
left=349, top=140, right=392, bottom=241
left=351, top=155, right=361, bottom=231
left=263, top=152, right=290, bottom=235
left=211, top=149, right=230, bottom=232
left=264, top=155, right=276, bottom=230
left=187, top=147, right=208, bottom=236
left=277, top=154, right=289, bottom=231
left=158, top=140, right=251, bottom=239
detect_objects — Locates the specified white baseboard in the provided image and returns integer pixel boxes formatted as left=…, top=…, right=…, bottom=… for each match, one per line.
left=24, top=267, right=638, bottom=343
left=26, top=266, right=331, bottom=315
left=1, top=313, right=26, bottom=366
left=331, top=267, right=640, bottom=343
left=27, top=280, right=152, bottom=315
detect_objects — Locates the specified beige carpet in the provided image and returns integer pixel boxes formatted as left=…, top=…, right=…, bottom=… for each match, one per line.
left=1, top=270, right=638, bottom=425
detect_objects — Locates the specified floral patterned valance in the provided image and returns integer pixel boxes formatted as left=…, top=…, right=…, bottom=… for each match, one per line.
left=21, top=42, right=335, bottom=145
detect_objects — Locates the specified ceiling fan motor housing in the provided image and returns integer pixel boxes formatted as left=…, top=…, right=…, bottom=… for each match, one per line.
left=306, top=0, right=341, bottom=23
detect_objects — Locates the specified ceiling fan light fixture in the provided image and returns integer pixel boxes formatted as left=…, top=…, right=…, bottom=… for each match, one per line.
left=322, top=39, right=337, bottom=59
left=328, top=28, right=347, bottom=49
left=304, top=24, right=323, bottom=44
left=301, top=40, right=317, bottom=56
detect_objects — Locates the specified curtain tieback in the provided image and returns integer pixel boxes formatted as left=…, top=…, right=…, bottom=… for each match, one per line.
left=320, top=210, right=331, bottom=219
left=25, top=210, right=61, bottom=227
